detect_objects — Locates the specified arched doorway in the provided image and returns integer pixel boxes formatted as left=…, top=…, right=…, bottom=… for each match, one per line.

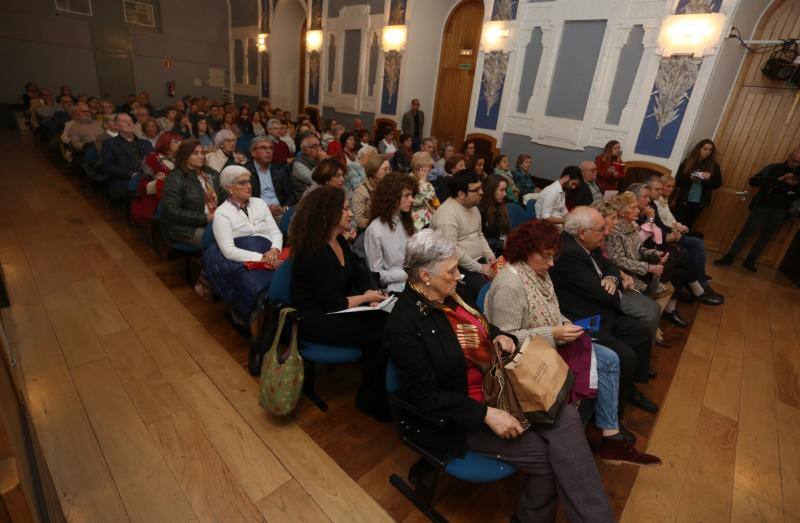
left=271, top=0, right=307, bottom=114
left=701, top=0, right=800, bottom=267
left=430, top=0, right=484, bottom=148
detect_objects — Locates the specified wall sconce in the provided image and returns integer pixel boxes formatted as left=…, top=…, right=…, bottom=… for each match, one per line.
left=382, top=25, right=407, bottom=52
left=481, top=21, right=510, bottom=53
left=306, top=29, right=323, bottom=53
left=257, top=33, right=268, bottom=53
left=657, top=13, right=726, bottom=57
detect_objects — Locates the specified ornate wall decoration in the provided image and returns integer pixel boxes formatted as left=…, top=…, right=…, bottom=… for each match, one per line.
left=310, top=0, right=322, bottom=30
left=380, top=51, right=401, bottom=114
left=308, top=51, right=320, bottom=105
left=676, top=0, right=721, bottom=14
left=475, top=51, right=509, bottom=129
left=491, top=0, right=518, bottom=21
left=388, top=0, right=406, bottom=25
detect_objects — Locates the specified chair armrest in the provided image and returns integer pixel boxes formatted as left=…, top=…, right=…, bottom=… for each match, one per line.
left=389, top=395, right=446, bottom=427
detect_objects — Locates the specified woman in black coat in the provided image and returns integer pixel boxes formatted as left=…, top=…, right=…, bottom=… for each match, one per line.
left=384, top=229, right=614, bottom=523
left=674, top=139, right=722, bottom=229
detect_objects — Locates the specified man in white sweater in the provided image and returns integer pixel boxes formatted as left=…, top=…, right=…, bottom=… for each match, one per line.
left=431, top=170, right=495, bottom=300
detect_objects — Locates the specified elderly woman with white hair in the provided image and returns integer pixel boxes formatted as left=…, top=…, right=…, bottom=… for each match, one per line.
left=202, top=165, right=283, bottom=322
left=384, top=229, right=615, bottom=523
left=344, top=144, right=376, bottom=197
left=205, top=128, right=247, bottom=173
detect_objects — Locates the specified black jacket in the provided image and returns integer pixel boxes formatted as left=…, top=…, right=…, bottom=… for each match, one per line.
left=245, top=160, right=297, bottom=207
left=101, top=134, right=153, bottom=180
left=747, top=162, right=800, bottom=211
left=384, top=286, right=510, bottom=456
left=675, top=160, right=722, bottom=207
left=161, top=166, right=221, bottom=242
left=574, top=180, right=595, bottom=207
left=549, top=232, right=622, bottom=330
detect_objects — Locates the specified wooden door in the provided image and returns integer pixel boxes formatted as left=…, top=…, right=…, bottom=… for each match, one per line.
left=430, top=0, right=484, bottom=148
left=701, top=0, right=800, bottom=267
left=299, top=19, right=307, bottom=115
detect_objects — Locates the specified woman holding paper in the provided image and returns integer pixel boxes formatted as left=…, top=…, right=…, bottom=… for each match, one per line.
left=674, top=139, right=723, bottom=229
left=385, top=229, right=616, bottom=523
left=595, top=140, right=625, bottom=193
left=485, top=220, right=659, bottom=467
left=290, top=185, right=390, bottom=419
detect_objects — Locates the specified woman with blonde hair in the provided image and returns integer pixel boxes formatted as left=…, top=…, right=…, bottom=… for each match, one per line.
left=409, top=151, right=439, bottom=230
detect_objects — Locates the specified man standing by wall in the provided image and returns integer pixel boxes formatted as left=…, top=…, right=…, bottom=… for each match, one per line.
left=401, top=99, right=424, bottom=151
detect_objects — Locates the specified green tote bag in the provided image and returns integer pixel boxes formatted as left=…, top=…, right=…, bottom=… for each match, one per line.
left=259, top=307, right=304, bottom=415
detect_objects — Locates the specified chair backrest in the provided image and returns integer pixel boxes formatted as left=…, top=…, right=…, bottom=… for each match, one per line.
left=154, top=201, right=165, bottom=220
left=201, top=225, right=216, bottom=250
left=268, top=257, right=294, bottom=304
left=506, top=202, right=528, bottom=230
left=279, top=206, right=295, bottom=238
left=525, top=199, right=536, bottom=219
left=386, top=359, right=400, bottom=395
left=476, top=282, right=491, bottom=313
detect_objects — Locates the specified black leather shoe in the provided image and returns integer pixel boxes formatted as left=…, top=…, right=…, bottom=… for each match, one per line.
left=662, top=310, right=689, bottom=328
left=648, top=369, right=658, bottom=379
left=677, top=288, right=695, bottom=304
left=619, top=424, right=637, bottom=445
left=629, top=388, right=659, bottom=413
left=714, top=255, right=733, bottom=266
left=742, top=260, right=757, bottom=272
left=702, top=285, right=725, bottom=304
left=697, top=292, right=723, bottom=306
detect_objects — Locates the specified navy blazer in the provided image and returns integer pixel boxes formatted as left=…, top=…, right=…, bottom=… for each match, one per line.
left=100, top=135, right=153, bottom=180
left=245, top=160, right=297, bottom=207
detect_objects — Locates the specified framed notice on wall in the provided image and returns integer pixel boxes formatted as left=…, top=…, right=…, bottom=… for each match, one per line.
left=208, top=68, right=225, bottom=88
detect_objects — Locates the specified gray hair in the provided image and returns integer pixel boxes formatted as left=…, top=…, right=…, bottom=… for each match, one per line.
left=214, top=128, right=236, bottom=147
left=404, top=229, right=457, bottom=283
left=626, top=182, right=648, bottom=197
left=564, top=206, right=600, bottom=237
left=219, top=165, right=251, bottom=187
left=249, top=135, right=271, bottom=152
left=356, top=144, right=377, bottom=160
left=266, top=118, right=281, bottom=129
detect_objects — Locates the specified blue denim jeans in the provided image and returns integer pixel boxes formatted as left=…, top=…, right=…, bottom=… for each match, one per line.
left=679, top=234, right=707, bottom=285
left=592, top=343, right=620, bottom=430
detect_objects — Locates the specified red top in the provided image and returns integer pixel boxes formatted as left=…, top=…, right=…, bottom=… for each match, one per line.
left=271, top=138, right=292, bottom=165
left=442, top=303, right=493, bottom=404
left=595, top=156, right=625, bottom=192
left=326, top=140, right=342, bottom=159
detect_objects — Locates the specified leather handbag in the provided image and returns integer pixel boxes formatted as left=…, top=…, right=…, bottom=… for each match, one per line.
left=482, top=343, right=531, bottom=431
left=259, top=307, right=304, bottom=416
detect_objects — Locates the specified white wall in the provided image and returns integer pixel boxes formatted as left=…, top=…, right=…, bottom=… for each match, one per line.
left=271, top=0, right=306, bottom=113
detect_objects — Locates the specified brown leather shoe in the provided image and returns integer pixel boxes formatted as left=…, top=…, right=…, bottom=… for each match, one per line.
left=595, top=438, right=662, bottom=467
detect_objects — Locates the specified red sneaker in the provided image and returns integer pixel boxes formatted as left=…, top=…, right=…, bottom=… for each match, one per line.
left=595, top=438, right=662, bottom=467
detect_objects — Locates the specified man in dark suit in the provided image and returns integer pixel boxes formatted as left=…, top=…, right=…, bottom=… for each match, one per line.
left=574, top=160, right=604, bottom=207
left=245, top=136, right=296, bottom=220
left=550, top=206, right=658, bottom=415
left=100, top=112, right=153, bottom=200
left=401, top=99, right=424, bottom=151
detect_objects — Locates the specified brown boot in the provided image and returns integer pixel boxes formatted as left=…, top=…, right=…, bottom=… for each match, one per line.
left=595, top=438, right=662, bottom=467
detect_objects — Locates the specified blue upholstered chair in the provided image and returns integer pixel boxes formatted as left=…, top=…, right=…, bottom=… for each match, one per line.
left=525, top=199, right=536, bottom=220
left=267, top=259, right=363, bottom=411
left=507, top=202, right=528, bottom=230
left=278, top=206, right=295, bottom=238
left=476, top=282, right=491, bottom=313
left=152, top=202, right=201, bottom=281
left=386, top=360, right=516, bottom=521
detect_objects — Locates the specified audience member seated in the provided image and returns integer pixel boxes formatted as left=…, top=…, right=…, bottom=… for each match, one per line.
left=133, top=106, right=151, bottom=138
left=325, top=125, right=345, bottom=158
left=291, top=131, right=324, bottom=201
left=65, top=101, right=103, bottom=152
left=245, top=136, right=295, bottom=219
left=156, top=107, right=179, bottom=132
left=95, top=115, right=118, bottom=154
left=420, top=138, right=446, bottom=181
left=131, top=131, right=182, bottom=227
left=141, top=119, right=160, bottom=147
left=461, top=139, right=476, bottom=163
left=674, top=139, right=723, bottom=230
left=250, top=110, right=266, bottom=137
left=468, top=155, right=487, bottom=180
left=595, top=140, right=625, bottom=192
left=266, top=118, right=292, bottom=166
left=346, top=145, right=376, bottom=198
left=203, top=165, right=283, bottom=321
left=377, top=128, right=398, bottom=157
left=206, top=129, right=246, bottom=173
left=391, top=133, right=413, bottom=173
left=221, top=112, right=242, bottom=137
left=431, top=170, right=496, bottom=301
left=162, top=139, right=221, bottom=247
left=278, top=120, right=296, bottom=155
left=384, top=229, right=615, bottom=523
left=306, top=158, right=346, bottom=196
left=365, top=172, right=416, bottom=293
left=433, top=153, right=467, bottom=202
left=193, top=118, right=214, bottom=150
left=356, top=129, right=371, bottom=150
left=492, top=154, right=520, bottom=203
left=645, top=176, right=722, bottom=301
left=101, top=113, right=153, bottom=199
left=410, top=151, right=439, bottom=230
left=353, top=154, right=391, bottom=230
left=290, top=186, right=389, bottom=419
left=28, top=88, right=56, bottom=132
left=574, top=160, right=603, bottom=207
left=485, top=220, right=660, bottom=466
left=550, top=207, right=658, bottom=415
left=337, top=132, right=359, bottom=176
left=479, top=174, right=511, bottom=257
left=437, top=142, right=455, bottom=170
left=535, top=166, right=581, bottom=225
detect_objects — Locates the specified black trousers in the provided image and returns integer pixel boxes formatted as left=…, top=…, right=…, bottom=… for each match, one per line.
left=596, top=314, right=652, bottom=416
left=459, top=269, right=489, bottom=304
left=725, top=207, right=788, bottom=263
left=674, top=200, right=705, bottom=230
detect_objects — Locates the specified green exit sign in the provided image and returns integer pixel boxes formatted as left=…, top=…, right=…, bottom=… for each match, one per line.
left=458, top=63, right=472, bottom=71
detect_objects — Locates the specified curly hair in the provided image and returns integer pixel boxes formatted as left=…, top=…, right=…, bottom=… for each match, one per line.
left=504, top=219, right=561, bottom=264
left=289, top=185, right=345, bottom=257
left=369, top=172, right=417, bottom=236
left=154, top=131, right=183, bottom=156
left=311, top=158, right=345, bottom=185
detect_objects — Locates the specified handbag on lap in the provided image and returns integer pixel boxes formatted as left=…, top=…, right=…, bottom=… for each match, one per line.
left=259, top=307, right=304, bottom=416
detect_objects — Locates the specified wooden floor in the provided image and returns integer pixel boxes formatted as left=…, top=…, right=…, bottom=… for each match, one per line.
left=2, top=130, right=798, bottom=522
left=0, top=132, right=390, bottom=522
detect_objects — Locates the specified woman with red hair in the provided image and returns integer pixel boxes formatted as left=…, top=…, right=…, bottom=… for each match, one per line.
left=131, top=131, right=183, bottom=227
left=485, top=220, right=660, bottom=467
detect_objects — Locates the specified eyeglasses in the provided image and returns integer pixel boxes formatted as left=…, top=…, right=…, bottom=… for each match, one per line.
left=253, top=145, right=273, bottom=151
left=537, top=254, right=557, bottom=262
left=304, top=143, right=321, bottom=149
left=232, top=180, right=252, bottom=186
left=583, top=225, right=607, bottom=233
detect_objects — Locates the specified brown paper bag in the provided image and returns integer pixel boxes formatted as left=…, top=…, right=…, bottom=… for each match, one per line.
left=504, top=335, right=574, bottom=425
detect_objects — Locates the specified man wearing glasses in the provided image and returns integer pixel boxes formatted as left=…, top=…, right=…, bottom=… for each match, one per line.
left=246, top=136, right=295, bottom=219
left=291, top=131, right=325, bottom=201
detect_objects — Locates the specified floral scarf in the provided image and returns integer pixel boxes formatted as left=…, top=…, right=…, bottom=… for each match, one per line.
left=513, top=261, right=563, bottom=329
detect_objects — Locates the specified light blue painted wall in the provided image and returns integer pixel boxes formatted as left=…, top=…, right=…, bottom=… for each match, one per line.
left=516, top=27, right=544, bottom=114
left=341, top=29, right=362, bottom=95
left=322, top=106, right=375, bottom=131
left=502, top=133, right=602, bottom=181
left=605, top=25, right=644, bottom=125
